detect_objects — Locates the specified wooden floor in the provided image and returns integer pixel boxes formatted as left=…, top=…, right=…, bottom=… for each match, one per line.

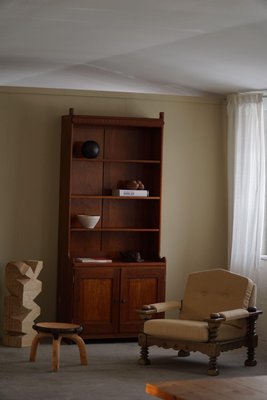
left=146, top=375, right=267, bottom=399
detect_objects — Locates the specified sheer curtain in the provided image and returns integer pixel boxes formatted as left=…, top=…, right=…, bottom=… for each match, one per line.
left=227, top=92, right=265, bottom=280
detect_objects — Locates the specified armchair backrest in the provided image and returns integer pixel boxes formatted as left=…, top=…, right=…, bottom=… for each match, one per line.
left=179, top=268, right=255, bottom=321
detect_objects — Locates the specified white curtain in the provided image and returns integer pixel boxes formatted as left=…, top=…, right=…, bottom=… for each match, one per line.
left=227, top=92, right=265, bottom=280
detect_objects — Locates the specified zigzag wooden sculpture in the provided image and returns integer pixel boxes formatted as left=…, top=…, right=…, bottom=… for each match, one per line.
left=3, top=260, right=43, bottom=347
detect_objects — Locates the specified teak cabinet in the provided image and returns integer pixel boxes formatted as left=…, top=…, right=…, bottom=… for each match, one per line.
left=57, top=109, right=166, bottom=339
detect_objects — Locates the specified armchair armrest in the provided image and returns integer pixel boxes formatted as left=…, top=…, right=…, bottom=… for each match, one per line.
left=204, top=309, right=248, bottom=324
left=137, top=300, right=181, bottom=319
left=218, top=308, right=249, bottom=321
left=205, top=307, right=262, bottom=323
left=219, top=307, right=262, bottom=321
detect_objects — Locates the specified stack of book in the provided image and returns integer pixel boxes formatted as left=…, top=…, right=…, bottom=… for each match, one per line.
left=112, top=189, right=149, bottom=197
left=75, top=257, right=112, bottom=263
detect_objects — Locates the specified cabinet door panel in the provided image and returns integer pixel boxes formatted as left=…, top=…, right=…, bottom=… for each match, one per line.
left=73, top=267, right=120, bottom=335
left=119, top=266, right=165, bottom=333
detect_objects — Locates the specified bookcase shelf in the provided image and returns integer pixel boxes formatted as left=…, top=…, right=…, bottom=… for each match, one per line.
left=71, top=194, right=160, bottom=199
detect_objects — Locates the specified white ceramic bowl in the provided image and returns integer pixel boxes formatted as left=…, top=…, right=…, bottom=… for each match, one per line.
left=77, top=215, right=100, bottom=229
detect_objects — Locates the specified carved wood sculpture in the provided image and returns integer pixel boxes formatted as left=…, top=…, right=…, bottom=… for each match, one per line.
left=3, top=260, right=43, bottom=347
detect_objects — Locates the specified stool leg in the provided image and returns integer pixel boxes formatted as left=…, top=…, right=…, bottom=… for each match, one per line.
left=29, top=333, right=40, bottom=362
left=30, top=332, right=49, bottom=362
left=52, top=335, right=62, bottom=372
left=74, top=334, right=88, bottom=365
left=65, top=334, right=88, bottom=365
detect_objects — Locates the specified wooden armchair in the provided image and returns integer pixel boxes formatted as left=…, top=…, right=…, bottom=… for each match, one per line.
left=138, top=269, right=262, bottom=375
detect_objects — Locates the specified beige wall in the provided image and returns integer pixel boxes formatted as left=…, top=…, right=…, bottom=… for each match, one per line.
left=0, top=87, right=228, bottom=336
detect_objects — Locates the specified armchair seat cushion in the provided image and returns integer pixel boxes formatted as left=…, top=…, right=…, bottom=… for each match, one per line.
left=144, top=319, right=245, bottom=342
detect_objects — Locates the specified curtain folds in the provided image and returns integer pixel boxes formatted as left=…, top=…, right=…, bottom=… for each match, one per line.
left=227, top=92, right=265, bottom=280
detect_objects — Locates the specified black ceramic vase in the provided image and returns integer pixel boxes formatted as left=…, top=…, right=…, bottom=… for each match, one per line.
left=81, top=140, right=100, bottom=158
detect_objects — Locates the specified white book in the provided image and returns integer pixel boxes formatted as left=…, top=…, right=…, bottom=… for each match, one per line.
left=112, top=189, right=149, bottom=197
left=76, top=257, right=112, bottom=263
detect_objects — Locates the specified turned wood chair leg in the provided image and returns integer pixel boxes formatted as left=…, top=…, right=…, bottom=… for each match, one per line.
left=245, top=311, right=259, bottom=367
left=245, top=346, right=257, bottom=366
left=207, top=355, right=219, bottom=376
left=138, top=345, right=151, bottom=365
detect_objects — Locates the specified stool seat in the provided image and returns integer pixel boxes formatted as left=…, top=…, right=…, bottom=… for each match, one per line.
left=30, top=322, right=88, bottom=371
left=33, top=322, right=83, bottom=335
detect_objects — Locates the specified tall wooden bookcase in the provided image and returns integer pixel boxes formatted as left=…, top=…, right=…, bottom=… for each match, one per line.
left=57, top=108, right=166, bottom=338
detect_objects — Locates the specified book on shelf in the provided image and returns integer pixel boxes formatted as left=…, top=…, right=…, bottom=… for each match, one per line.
left=75, top=257, right=112, bottom=263
left=112, top=189, right=149, bottom=197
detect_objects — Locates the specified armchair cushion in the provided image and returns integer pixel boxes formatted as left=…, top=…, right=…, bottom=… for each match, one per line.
left=179, top=269, right=254, bottom=322
left=144, top=319, right=209, bottom=341
left=144, top=318, right=245, bottom=342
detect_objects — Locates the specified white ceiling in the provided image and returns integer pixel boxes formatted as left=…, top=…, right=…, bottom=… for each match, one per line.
left=1, top=0, right=267, bottom=97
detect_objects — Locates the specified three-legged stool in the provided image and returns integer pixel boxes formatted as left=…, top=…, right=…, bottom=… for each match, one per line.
left=29, top=322, right=88, bottom=371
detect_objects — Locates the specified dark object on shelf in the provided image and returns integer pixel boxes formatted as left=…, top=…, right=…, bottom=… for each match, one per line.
left=125, top=180, right=139, bottom=190
left=117, top=180, right=145, bottom=190
left=120, top=251, right=144, bottom=262
left=81, top=140, right=100, bottom=158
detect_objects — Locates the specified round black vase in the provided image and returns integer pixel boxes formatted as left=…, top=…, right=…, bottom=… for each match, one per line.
left=81, top=140, right=100, bottom=158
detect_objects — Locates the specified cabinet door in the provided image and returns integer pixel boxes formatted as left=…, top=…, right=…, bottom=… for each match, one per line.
left=119, top=266, right=165, bottom=333
left=73, top=267, right=120, bottom=336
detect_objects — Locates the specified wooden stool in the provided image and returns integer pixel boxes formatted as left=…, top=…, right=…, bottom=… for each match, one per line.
left=29, top=322, right=88, bottom=371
